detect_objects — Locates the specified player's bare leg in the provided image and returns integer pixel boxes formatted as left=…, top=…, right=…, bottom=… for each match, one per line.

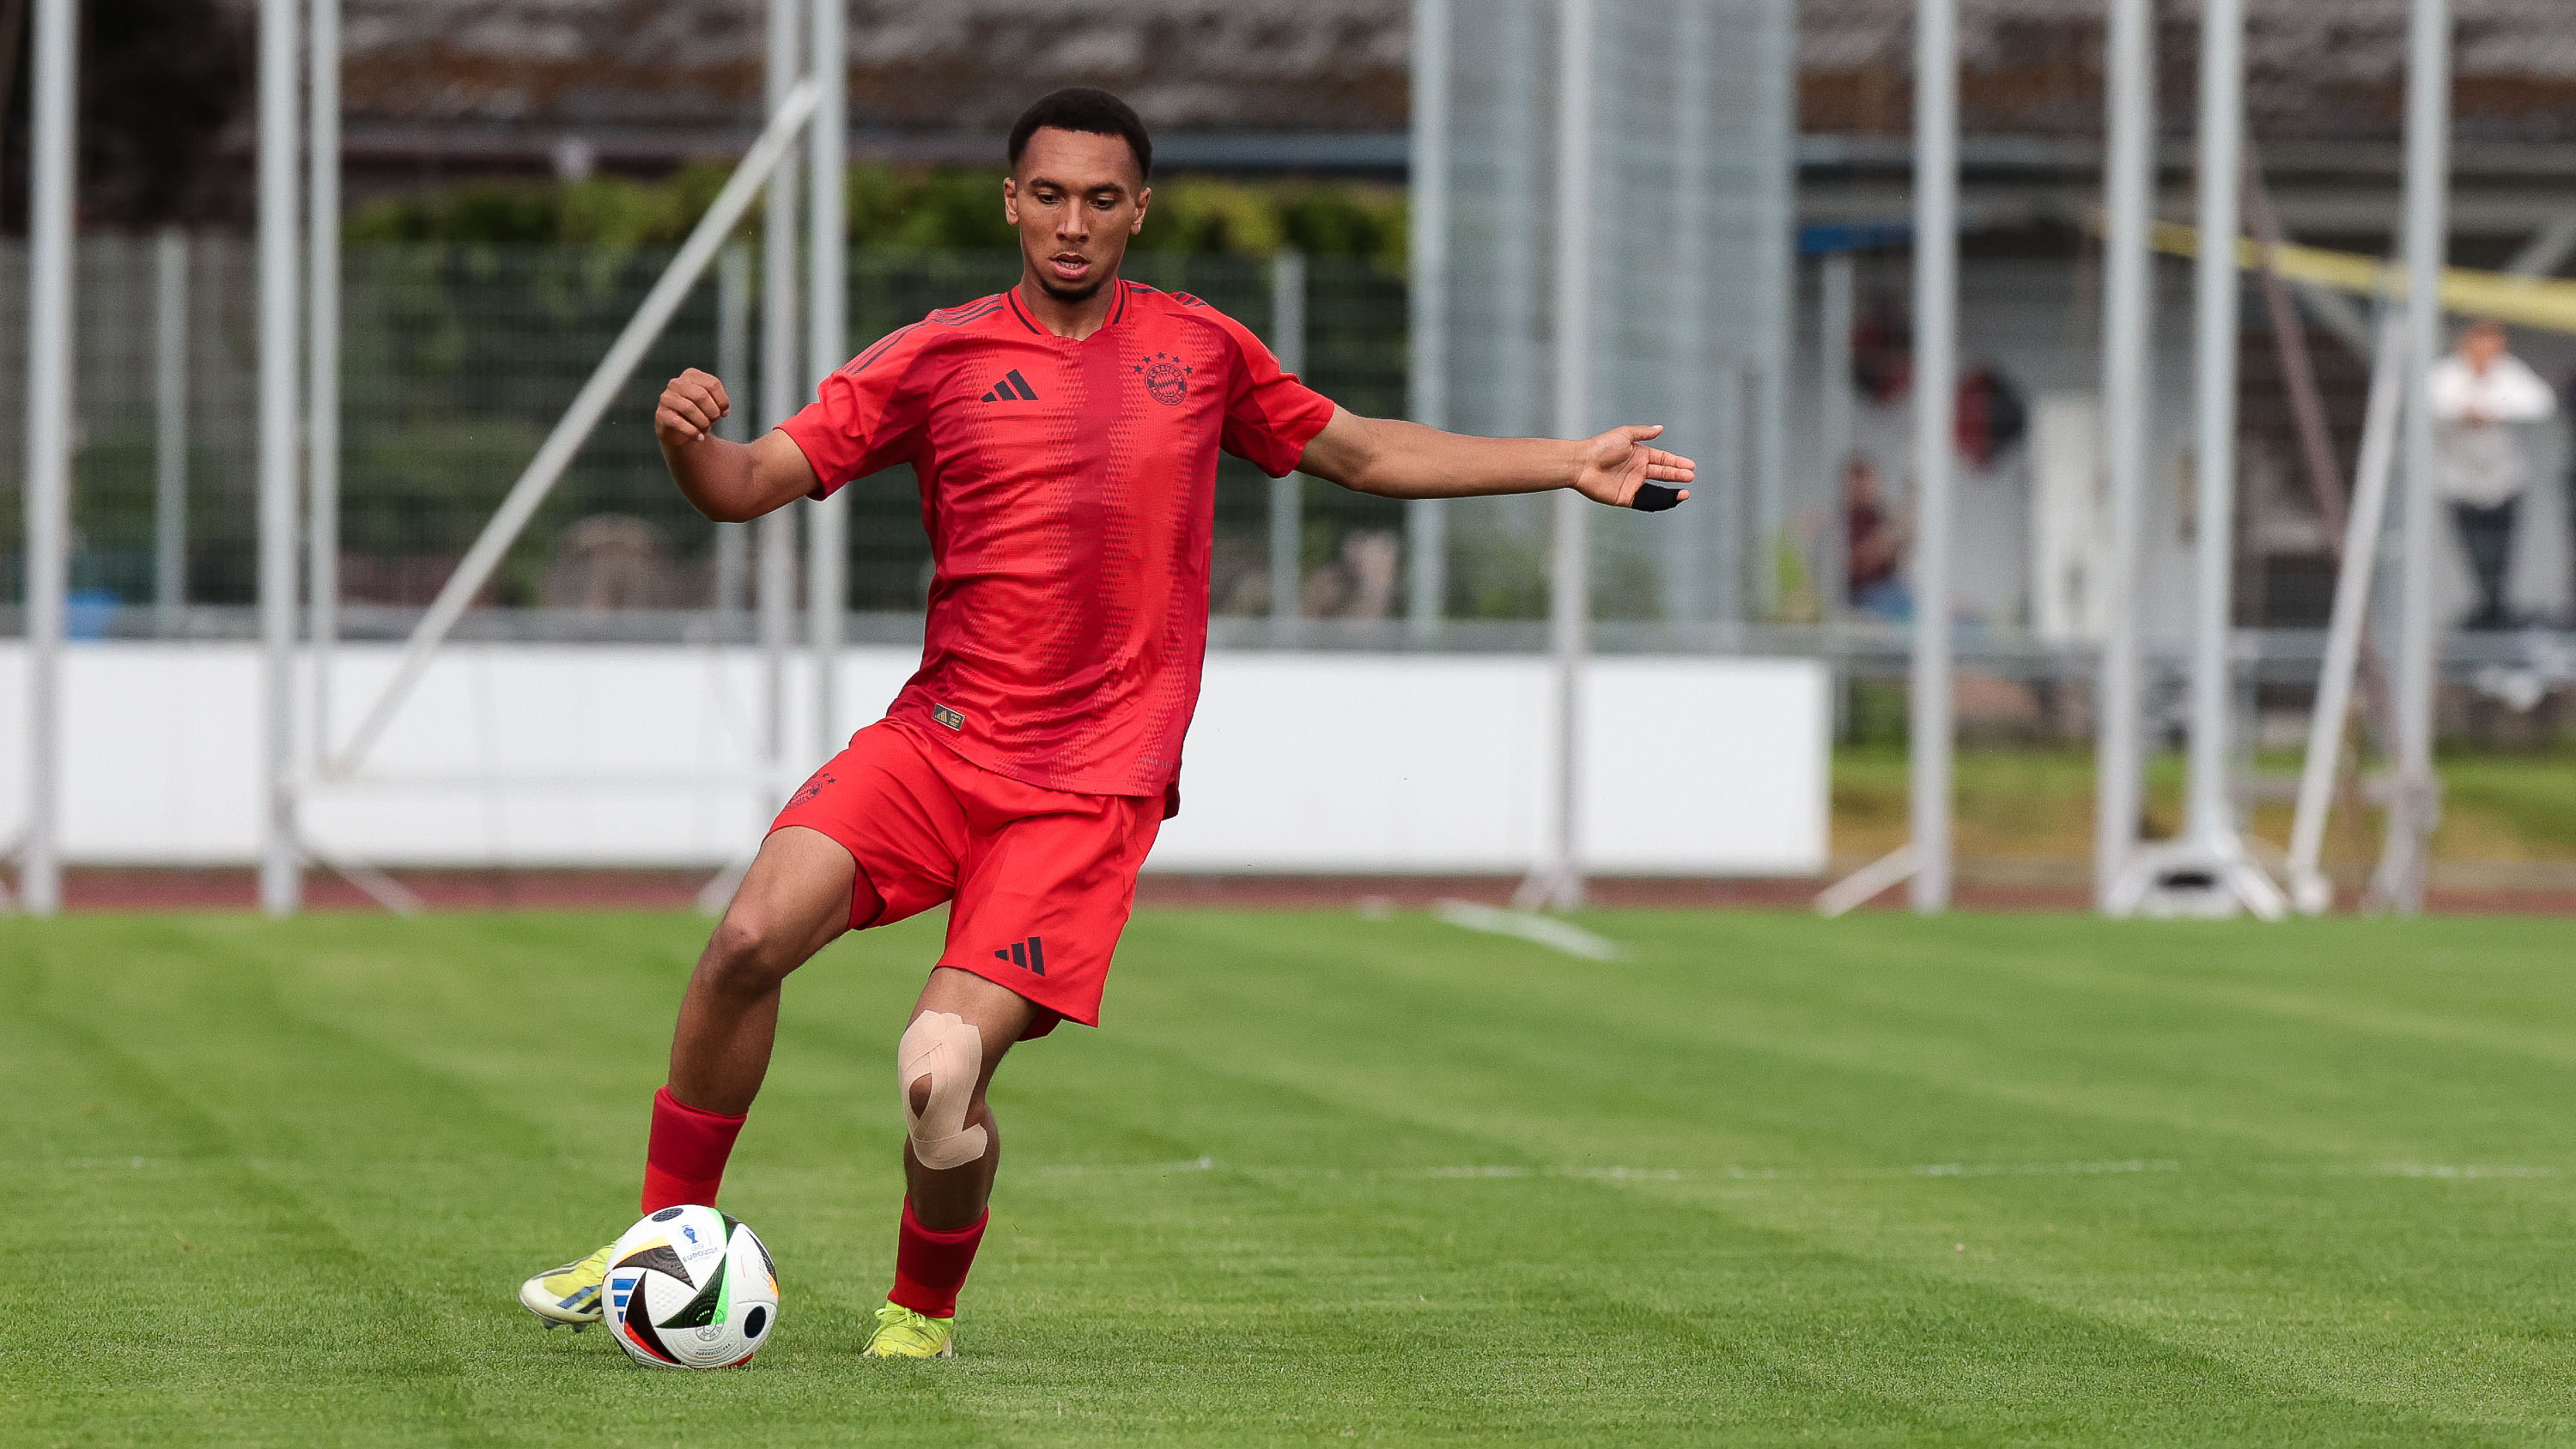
left=667, top=825, right=858, bottom=1114
left=904, top=967, right=1036, bottom=1227
left=866, top=966, right=1037, bottom=1358
left=517, top=825, right=854, bottom=1329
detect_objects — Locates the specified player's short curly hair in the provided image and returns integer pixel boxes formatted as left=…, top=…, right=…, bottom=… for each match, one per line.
left=1008, top=87, right=1152, bottom=180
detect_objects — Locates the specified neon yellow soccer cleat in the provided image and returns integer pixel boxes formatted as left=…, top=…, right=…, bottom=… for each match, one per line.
left=517, top=1243, right=615, bottom=1329
left=861, top=1300, right=956, bottom=1359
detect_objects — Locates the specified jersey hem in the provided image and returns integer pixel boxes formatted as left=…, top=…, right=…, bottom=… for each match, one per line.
left=882, top=710, right=1175, bottom=807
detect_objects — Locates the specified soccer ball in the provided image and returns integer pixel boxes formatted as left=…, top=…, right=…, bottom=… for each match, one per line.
left=603, top=1204, right=779, bottom=1369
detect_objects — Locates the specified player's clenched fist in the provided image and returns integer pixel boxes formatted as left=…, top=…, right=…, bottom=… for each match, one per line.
left=655, top=368, right=732, bottom=447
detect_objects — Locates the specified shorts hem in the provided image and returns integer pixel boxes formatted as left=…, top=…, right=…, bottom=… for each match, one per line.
left=933, top=950, right=1098, bottom=1032
left=762, top=819, right=883, bottom=932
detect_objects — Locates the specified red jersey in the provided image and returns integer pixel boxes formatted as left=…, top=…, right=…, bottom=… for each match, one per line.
left=778, top=280, right=1335, bottom=806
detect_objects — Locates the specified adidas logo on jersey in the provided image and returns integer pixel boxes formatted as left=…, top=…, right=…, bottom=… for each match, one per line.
left=979, top=369, right=1040, bottom=402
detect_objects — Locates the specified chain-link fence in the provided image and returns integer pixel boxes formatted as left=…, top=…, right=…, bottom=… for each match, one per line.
left=0, top=237, right=1425, bottom=636
left=14, top=234, right=2576, bottom=752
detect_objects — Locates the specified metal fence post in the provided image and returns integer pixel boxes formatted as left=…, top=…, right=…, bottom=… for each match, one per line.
left=258, top=0, right=301, bottom=916
left=2181, top=0, right=2246, bottom=855
left=1518, top=0, right=1594, bottom=914
left=1406, top=0, right=1449, bottom=642
left=806, top=0, right=846, bottom=750
left=760, top=0, right=804, bottom=791
left=20, top=0, right=76, bottom=916
left=1909, top=0, right=1959, bottom=914
left=2095, top=0, right=2155, bottom=910
left=713, top=240, right=751, bottom=641
left=1817, top=251, right=1856, bottom=618
left=1750, top=0, right=1797, bottom=620
left=1268, top=247, right=1307, bottom=642
left=1662, top=0, right=1712, bottom=626
left=307, top=0, right=341, bottom=757
left=2383, top=0, right=2451, bottom=916
left=154, top=228, right=189, bottom=638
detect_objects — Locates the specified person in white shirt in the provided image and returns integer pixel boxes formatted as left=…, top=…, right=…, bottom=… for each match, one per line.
left=2430, top=319, right=2557, bottom=629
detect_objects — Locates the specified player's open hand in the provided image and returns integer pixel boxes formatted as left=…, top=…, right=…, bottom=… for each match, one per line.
left=1572, top=424, right=1694, bottom=511
left=655, top=368, right=732, bottom=447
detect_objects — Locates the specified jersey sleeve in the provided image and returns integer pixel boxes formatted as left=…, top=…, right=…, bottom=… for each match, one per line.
left=775, top=326, right=933, bottom=499
left=1206, top=310, right=1337, bottom=478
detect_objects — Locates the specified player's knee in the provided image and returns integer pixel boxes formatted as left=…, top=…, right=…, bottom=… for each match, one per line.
left=699, top=912, right=802, bottom=995
left=899, top=1010, right=990, bottom=1170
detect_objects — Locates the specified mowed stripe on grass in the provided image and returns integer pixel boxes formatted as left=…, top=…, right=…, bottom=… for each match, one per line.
left=6, top=909, right=2576, bottom=1445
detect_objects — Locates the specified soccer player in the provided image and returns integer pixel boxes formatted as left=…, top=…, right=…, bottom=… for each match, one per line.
left=519, top=86, right=1693, bottom=1360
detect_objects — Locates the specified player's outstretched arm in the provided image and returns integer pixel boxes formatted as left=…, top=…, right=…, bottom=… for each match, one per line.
left=1296, top=405, right=1693, bottom=511
left=655, top=368, right=821, bottom=522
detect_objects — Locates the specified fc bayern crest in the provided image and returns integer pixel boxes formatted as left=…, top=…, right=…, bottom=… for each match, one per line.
left=1134, top=350, right=1193, bottom=405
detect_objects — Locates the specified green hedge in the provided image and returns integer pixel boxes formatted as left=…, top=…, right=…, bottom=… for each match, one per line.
left=348, top=165, right=1408, bottom=270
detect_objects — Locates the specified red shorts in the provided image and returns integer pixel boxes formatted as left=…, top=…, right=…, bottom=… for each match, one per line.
left=769, top=719, right=1163, bottom=1037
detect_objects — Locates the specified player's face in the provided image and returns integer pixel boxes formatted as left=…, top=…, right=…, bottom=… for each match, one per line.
left=1004, top=128, right=1151, bottom=304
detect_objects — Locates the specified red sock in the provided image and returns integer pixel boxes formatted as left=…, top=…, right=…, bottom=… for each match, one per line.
left=640, top=1086, right=746, bottom=1215
left=888, top=1199, right=987, bottom=1319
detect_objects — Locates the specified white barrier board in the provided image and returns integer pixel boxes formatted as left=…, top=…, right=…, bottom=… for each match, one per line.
left=0, top=643, right=1826, bottom=875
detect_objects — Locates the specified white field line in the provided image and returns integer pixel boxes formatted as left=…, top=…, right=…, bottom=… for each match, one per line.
left=2364, top=1163, right=2560, bottom=1179
left=1425, top=898, right=1621, bottom=960
left=1414, top=1160, right=2187, bottom=1183
left=1029, top=1158, right=2198, bottom=1183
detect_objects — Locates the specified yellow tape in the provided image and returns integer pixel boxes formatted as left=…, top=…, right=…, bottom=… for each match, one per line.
left=2148, top=219, right=2576, bottom=337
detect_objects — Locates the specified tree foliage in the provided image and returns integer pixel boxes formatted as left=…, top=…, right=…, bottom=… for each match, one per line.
left=348, top=164, right=1407, bottom=267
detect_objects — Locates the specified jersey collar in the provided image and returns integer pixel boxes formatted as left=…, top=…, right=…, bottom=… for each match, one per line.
left=1005, top=279, right=1129, bottom=339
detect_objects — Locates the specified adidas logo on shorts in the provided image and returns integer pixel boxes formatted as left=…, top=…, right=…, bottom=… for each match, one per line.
left=992, top=936, right=1047, bottom=977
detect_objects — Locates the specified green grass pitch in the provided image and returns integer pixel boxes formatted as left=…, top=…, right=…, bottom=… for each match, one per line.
left=9, top=907, right=2576, bottom=1445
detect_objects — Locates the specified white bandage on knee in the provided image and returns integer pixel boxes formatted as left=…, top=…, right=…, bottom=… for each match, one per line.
left=898, top=1010, right=989, bottom=1170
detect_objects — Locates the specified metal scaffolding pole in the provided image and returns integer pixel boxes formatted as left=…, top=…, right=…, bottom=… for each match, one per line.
left=2093, top=0, right=2155, bottom=910
left=1517, top=0, right=1594, bottom=914
left=761, top=0, right=804, bottom=790
left=258, top=0, right=302, bottom=916
left=1405, top=0, right=1449, bottom=642
left=18, top=0, right=76, bottom=916
left=1268, top=248, right=1307, bottom=642
left=154, top=228, right=190, bottom=637
left=805, top=0, right=846, bottom=752
left=1908, top=0, right=1959, bottom=914
left=2380, top=0, right=2451, bottom=916
left=2289, top=313, right=2407, bottom=914
left=307, top=0, right=341, bottom=757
